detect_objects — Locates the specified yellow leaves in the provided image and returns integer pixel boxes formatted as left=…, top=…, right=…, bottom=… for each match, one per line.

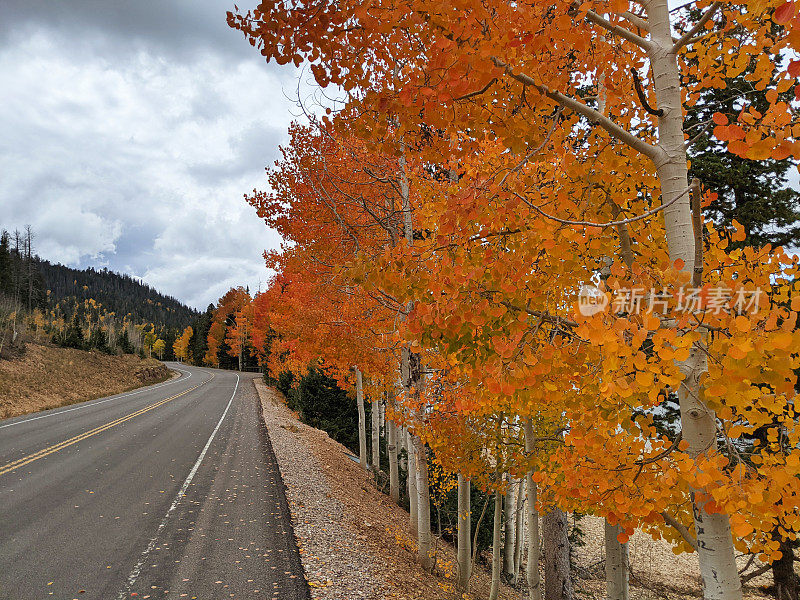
left=635, top=370, right=654, bottom=388
left=772, top=330, right=794, bottom=350
left=733, top=520, right=755, bottom=538
left=734, top=315, right=752, bottom=332
left=731, top=219, right=747, bottom=242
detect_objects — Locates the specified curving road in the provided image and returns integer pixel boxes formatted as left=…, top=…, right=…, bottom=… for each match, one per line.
left=0, top=363, right=309, bottom=600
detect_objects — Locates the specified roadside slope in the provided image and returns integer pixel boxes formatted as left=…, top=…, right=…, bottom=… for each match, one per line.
left=0, top=341, right=170, bottom=419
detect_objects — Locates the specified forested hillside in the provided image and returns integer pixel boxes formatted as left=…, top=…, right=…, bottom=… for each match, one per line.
left=0, top=227, right=197, bottom=359
left=38, top=261, right=196, bottom=329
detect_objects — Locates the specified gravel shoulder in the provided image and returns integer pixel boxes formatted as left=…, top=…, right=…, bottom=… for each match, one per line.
left=254, top=380, right=520, bottom=600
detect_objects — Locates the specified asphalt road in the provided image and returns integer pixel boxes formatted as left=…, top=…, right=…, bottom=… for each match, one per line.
left=0, top=363, right=309, bottom=600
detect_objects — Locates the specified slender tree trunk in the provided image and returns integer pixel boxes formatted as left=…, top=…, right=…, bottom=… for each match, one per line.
left=543, top=508, right=572, bottom=600
left=647, top=2, right=742, bottom=597
left=355, top=366, right=368, bottom=469
left=489, top=489, right=503, bottom=600
left=456, top=473, right=472, bottom=591
left=514, top=479, right=525, bottom=581
left=525, top=420, right=542, bottom=600
left=504, top=477, right=517, bottom=579
left=413, top=434, right=433, bottom=571
left=407, top=428, right=418, bottom=537
left=605, top=520, right=630, bottom=600
left=771, top=535, right=798, bottom=600
left=371, top=397, right=380, bottom=471
left=387, top=418, right=400, bottom=504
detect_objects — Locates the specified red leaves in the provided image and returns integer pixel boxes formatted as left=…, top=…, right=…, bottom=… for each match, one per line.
left=774, top=1, right=796, bottom=25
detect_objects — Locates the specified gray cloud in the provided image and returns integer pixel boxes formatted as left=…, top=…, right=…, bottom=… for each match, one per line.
left=0, top=0, right=299, bottom=309
left=0, top=1, right=258, bottom=61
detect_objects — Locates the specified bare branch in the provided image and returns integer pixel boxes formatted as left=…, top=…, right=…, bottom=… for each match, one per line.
left=491, top=57, right=659, bottom=160
left=690, top=178, right=703, bottom=287
left=740, top=563, right=771, bottom=584
left=508, top=184, right=693, bottom=229
left=454, top=77, right=498, bottom=101
left=631, top=68, right=663, bottom=116
left=586, top=10, right=653, bottom=50
left=685, top=119, right=714, bottom=150
left=661, top=512, right=698, bottom=551
left=619, top=11, right=650, bottom=31
left=672, top=2, right=722, bottom=52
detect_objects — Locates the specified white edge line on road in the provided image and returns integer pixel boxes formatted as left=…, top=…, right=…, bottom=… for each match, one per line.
left=0, top=366, right=194, bottom=430
left=117, top=373, right=240, bottom=600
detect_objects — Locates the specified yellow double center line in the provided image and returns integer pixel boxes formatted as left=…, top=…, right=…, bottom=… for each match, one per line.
left=0, top=374, right=214, bottom=477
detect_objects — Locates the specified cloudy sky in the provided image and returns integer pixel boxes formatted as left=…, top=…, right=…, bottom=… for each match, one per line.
left=1, top=1, right=308, bottom=310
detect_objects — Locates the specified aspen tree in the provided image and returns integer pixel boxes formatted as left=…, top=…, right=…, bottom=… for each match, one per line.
left=355, top=366, right=368, bottom=469
left=604, top=520, right=630, bottom=600
left=525, top=420, right=542, bottom=600
left=489, top=489, right=503, bottom=600
left=504, top=476, right=517, bottom=578
left=371, top=396, right=380, bottom=471
left=543, top=508, right=572, bottom=600
left=514, top=481, right=525, bottom=581
left=456, top=473, right=472, bottom=591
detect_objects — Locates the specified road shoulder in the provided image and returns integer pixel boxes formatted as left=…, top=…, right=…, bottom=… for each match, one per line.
left=254, top=379, right=520, bottom=600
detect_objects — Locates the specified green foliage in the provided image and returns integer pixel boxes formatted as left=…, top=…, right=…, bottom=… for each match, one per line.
left=117, top=329, right=135, bottom=354
left=56, top=315, right=85, bottom=350
left=87, top=327, right=112, bottom=354
left=275, top=370, right=295, bottom=396
left=685, top=43, right=800, bottom=249
left=284, top=366, right=364, bottom=454
left=37, top=260, right=197, bottom=329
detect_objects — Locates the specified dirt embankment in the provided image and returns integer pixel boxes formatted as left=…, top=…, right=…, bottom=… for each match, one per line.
left=0, top=342, right=171, bottom=419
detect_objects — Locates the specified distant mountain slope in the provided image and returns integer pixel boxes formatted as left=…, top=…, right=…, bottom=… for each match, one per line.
left=37, top=260, right=198, bottom=330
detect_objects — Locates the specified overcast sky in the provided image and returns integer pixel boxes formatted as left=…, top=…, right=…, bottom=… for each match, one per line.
left=0, top=1, right=306, bottom=310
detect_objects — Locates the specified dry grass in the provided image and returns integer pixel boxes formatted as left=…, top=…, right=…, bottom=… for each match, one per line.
left=0, top=341, right=171, bottom=419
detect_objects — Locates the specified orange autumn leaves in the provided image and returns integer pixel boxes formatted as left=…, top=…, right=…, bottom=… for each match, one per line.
left=227, top=0, right=800, bottom=567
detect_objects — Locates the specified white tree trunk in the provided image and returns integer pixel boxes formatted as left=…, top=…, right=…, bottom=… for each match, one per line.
left=524, top=420, right=542, bottom=600
left=504, top=477, right=517, bottom=578
left=543, top=508, right=572, bottom=600
left=489, top=489, right=503, bottom=600
left=514, top=480, right=525, bottom=580
left=387, top=418, right=400, bottom=504
left=604, top=520, right=629, bottom=600
left=355, top=366, right=368, bottom=469
left=413, top=434, right=433, bottom=571
left=457, top=473, right=472, bottom=591
left=407, top=428, right=418, bottom=537
left=647, top=1, right=742, bottom=597
left=371, top=397, right=380, bottom=471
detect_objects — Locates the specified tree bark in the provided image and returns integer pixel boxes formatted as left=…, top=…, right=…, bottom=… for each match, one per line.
left=371, top=397, right=380, bottom=471
left=543, top=508, right=572, bottom=600
left=456, top=473, right=472, bottom=591
left=387, top=418, right=400, bottom=504
left=355, top=366, right=367, bottom=469
left=504, top=477, right=517, bottom=579
left=514, top=478, right=525, bottom=581
left=524, top=420, right=542, bottom=600
left=412, top=434, right=433, bottom=571
left=407, top=428, right=418, bottom=537
left=771, top=535, right=799, bottom=600
left=604, top=520, right=630, bottom=600
left=489, top=489, right=503, bottom=600
left=647, top=1, right=742, bottom=597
